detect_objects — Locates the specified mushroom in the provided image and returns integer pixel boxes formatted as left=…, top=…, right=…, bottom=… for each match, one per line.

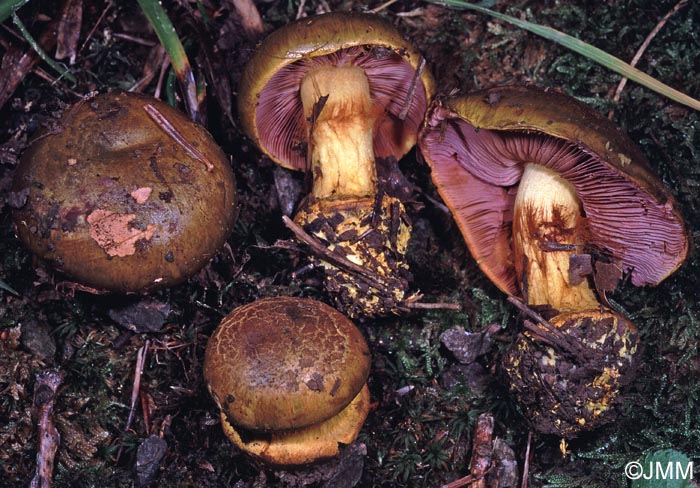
left=203, top=296, right=371, bottom=465
left=418, top=86, right=689, bottom=436
left=11, top=92, right=237, bottom=293
left=238, top=12, right=435, bottom=317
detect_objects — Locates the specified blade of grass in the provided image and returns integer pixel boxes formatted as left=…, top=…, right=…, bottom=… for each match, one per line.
left=0, top=278, right=19, bottom=296
left=0, top=0, right=29, bottom=24
left=430, top=0, right=700, bottom=111
left=137, top=0, right=202, bottom=123
left=12, top=12, right=77, bottom=84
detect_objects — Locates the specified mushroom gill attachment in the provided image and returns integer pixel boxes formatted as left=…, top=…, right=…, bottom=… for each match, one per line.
left=418, top=86, right=688, bottom=298
left=10, top=91, right=237, bottom=293
left=238, top=12, right=435, bottom=317
left=419, top=86, right=688, bottom=436
left=203, top=297, right=371, bottom=466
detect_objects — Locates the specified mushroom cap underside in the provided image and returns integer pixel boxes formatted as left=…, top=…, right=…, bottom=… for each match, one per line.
left=204, top=296, right=371, bottom=431
left=419, top=86, right=689, bottom=296
left=11, top=91, right=237, bottom=293
left=221, top=384, right=370, bottom=466
left=238, top=11, right=435, bottom=171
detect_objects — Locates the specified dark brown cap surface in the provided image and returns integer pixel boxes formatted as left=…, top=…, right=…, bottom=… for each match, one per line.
left=11, top=91, right=237, bottom=292
left=204, top=297, right=371, bottom=431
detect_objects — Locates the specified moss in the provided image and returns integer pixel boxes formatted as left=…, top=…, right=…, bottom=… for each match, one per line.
left=1, top=0, right=699, bottom=486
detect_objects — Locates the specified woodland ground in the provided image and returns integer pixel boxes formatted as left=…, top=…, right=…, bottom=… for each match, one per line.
left=0, top=1, right=699, bottom=487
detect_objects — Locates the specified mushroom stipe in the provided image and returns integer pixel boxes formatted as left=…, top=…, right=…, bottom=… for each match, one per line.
left=419, top=85, right=688, bottom=437
left=238, top=12, right=435, bottom=318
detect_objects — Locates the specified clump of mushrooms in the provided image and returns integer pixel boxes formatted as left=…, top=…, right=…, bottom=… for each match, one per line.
left=419, top=85, right=689, bottom=437
left=11, top=91, right=237, bottom=293
left=238, top=12, right=434, bottom=318
left=203, top=297, right=371, bottom=466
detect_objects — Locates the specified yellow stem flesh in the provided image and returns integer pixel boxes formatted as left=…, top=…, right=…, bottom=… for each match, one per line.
left=300, top=65, right=378, bottom=201
left=512, top=164, right=599, bottom=313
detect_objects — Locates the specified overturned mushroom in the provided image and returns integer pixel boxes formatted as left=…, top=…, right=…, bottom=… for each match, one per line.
left=11, top=92, right=237, bottom=293
left=419, top=86, right=689, bottom=436
left=238, top=12, right=434, bottom=318
left=203, top=297, right=371, bottom=466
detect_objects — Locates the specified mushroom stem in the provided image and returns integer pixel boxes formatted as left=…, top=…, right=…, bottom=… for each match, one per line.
left=512, top=163, right=599, bottom=312
left=300, top=65, right=378, bottom=201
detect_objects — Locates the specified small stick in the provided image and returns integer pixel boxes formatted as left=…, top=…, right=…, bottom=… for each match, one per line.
left=469, top=413, right=494, bottom=488
left=609, top=0, right=688, bottom=119
left=295, top=0, right=307, bottom=20
left=30, top=370, right=64, bottom=488
left=506, top=296, right=584, bottom=356
left=143, top=104, right=214, bottom=171
left=112, top=32, right=158, bottom=46
left=77, top=0, right=112, bottom=58
left=398, top=56, right=426, bottom=121
left=403, top=301, right=461, bottom=310
left=441, top=413, right=494, bottom=488
left=283, top=216, right=460, bottom=312
left=369, top=0, right=399, bottom=14
left=521, top=431, right=532, bottom=488
left=116, top=340, right=149, bottom=462
left=282, top=215, right=391, bottom=293
left=126, top=340, right=149, bottom=432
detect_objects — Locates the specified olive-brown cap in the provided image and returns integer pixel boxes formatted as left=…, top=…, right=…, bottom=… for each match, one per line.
left=238, top=11, right=435, bottom=171
left=221, top=384, right=370, bottom=466
left=419, top=86, right=689, bottom=296
left=11, top=91, right=237, bottom=293
left=203, top=297, right=371, bottom=431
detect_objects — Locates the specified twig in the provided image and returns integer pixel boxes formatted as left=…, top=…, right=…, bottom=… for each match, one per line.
left=609, top=0, right=688, bottom=119
left=154, top=55, right=171, bottom=99
left=76, top=0, right=112, bottom=57
left=295, top=0, right=306, bottom=19
left=282, top=215, right=391, bottom=293
left=507, top=296, right=586, bottom=357
left=112, top=32, right=158, bottom=46
left=30, top=370, right=64, bottom=488
left=143, top=103, right=214, bottom=171
left=126, top=340, right=149, bottom=432
left=370, top=0, right=399, bottom=13
left=506, top=296, right=556, bottom=330
left=403, top=301, right=461, bottom=310
left=521, top=431, right=532, bottom=488
left=441, top=413, right=494, bottom=488
left=116, top=340, right=149, bottom=462
left=398, top=56, right=426, bottom=120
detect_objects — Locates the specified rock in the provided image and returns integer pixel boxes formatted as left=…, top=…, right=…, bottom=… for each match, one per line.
left=20, top=319, right=56, bottom=363
left=134, top=435, right=168, bottom=488
left=439, top=326, right=493, bottom=364
left=108, top=298, right=171, bottom=333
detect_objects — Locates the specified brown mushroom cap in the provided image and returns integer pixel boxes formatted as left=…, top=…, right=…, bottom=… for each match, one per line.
left=220, top=384, right=370, bottom=466
left=238, top=11, right=435, bottom=172
left=11, top=91, right=237, bottom=293
left=419, top=86, right=689, bottom=296
left=203, top=297, right=371, bottom=431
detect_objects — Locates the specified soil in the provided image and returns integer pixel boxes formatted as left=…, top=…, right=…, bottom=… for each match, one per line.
left=1, top=1, right=699, bottom=487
